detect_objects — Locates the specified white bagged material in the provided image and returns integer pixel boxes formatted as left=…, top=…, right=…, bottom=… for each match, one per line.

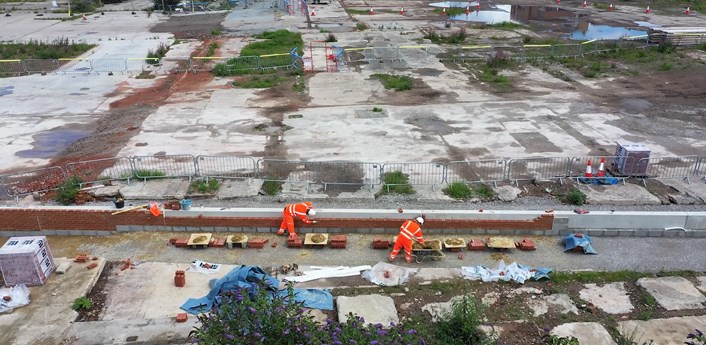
left=0, top=284, right=31, bottom=313
left=362, top=262, right=411, bottom=286
left=189, top=260, right=222, bottom=274
left=461, top=260, right=551, bottom=284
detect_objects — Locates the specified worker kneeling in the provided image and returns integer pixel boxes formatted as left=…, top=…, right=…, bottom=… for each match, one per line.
left=389, top=217, right=425, bottom=263
left=277, top=202, right=317, bottom=239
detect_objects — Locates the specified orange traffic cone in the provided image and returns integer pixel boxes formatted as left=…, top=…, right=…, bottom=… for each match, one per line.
left=369, top=6, right=374, bottom=15
left=465, top=6, right=470, bottom=14
left=584, top=160, right=593, bottom=178
left=442, top=7, right=447, bottom=15
left=685, top=6, right=690, bottom=14
left=582, top=0, right=587, bottom=7
left=556, top=0, right=560, bottom=4
left=310, top=9, right=315, bottom=16
left=645, top=5, right=650, bottom=13
left=596, top=157, right=606, bottom=177
left=476, top=2, right=480, bottom=10
left=400, top=7, right=405, bottom=15
left=149, top=202, right=161, bottom=217
left=608, top=3, right=613, bottom=11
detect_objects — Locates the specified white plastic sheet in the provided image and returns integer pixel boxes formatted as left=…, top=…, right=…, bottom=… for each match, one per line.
left=362, top=262, right=411, bottom=286
left=461, top=260, right=552, bottom=284
left=0, top=284, right=31, bottom=313
left=189, top=260, right=222, bottom=274
left=284, top=265, right=372, bottom=283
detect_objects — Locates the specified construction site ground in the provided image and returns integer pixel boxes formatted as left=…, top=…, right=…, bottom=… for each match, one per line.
left=2, top=0, right=706, bottom=344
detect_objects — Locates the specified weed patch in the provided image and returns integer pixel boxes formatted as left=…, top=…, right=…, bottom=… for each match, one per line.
left=563, top=188, right=586, bottom=205
left=422, top=28, right=469, bottom=44
left=444, top=182, right=473, bottom=199
left=233, top=75, right=287, bottom=88
left=261, top=180, right=282, bottom=196
left=191, top=179, right=220, bottom=193
left=472, top=184, right=496, bottom=200
left=71, top=296, right=93, bottom=311
left=146, top=42, right=169, bottom=64
left=379, top=171, right=415, bottom=195
left=56, top=175, right=82, bottom=205
left=0, top=38, right=94, bottom=60
left=205, top=42, right=219, bottom=57
left=371, top=73, right=413, bottom=91
left=129, top=169, right=166, bottom=179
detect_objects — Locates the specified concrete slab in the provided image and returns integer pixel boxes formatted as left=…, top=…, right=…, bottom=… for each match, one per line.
left=659, top=178, right=706, bottom=203
left=550, top=322, right=617, bottom=345
left=410, top=268, right=461, bottom=282
left=118, top=179, right=191, bottom=200
left=0, top=257, right=105, bottom=345
left=217, top=179, right=264, bottom=199
left=336, top=294, right=398, bottom=326
left=576, top=184, right=661, bottom=206
left=698, top=276, right=706, bottom=293
left=528, top=294, right=578, bottom=317
left=421, top=295, right=463, bottom=322
left=579, top=282, right=634, bottom=314
left=102, top=262, right=237, bottom=320
left=637, top=277, right=706, bottom=311
left=618, top=315, right=706, bottom=345
left=62, top=317, right=197, bottom=345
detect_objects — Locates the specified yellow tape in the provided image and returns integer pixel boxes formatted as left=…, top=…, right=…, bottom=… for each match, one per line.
left=461, top=45, right=492, bottom=49
left=523, top=44, right=552, bottom=48
left=57, top=58, right=87, bottom=61
left=581, top=39, right=597, bottom=45
left=0, top=59, right=22, bottom=62
left=259, top=53, right=289, bottom=57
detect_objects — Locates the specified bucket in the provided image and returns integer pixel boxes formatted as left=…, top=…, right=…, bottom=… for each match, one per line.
left=180, top=199, right=192, bottom=210
left=114, top=199, right=125, bottom=209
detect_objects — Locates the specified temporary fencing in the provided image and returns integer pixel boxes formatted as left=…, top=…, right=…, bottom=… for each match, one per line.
left=636, top=156, right=702, bottom=183
left=0, top=167, right=67, bottom=197
left=319, top=161, right=383, bottom=190
left=381, top=162, right=446, bottom=190
left=65, top=157, right=134, bottom=185
left=0, top=60, right=26, bottom=76
left=131, top=155, right=197, bottom=180
left=257, top=159, right=320, bottom=183
left=446, top=159, right=506, bottom=186
left=22, top=59, right=60, bottom=74
left=506, top=157, right=572, bottom=184
left=195, top=156, right=258, bottom=179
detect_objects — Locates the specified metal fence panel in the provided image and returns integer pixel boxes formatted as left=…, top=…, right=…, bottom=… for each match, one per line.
left=90, top=58, right=127, bottom=73
left=319, top=161, right=382, bottom=187
left=506, top=157, right=571, bottom=182
left=569, top=156, right=620, bottom=177
left=257, top=159, right=319, bottom=183
left=381, top=162, right=446, bottom=186
left=125, top=58, right=152, bottom=72
left=446, top=160, right=506, bottom=183
left=0, top=60, right=26, bottom=75
left=0, top=166, right=67, bottom=196
left=59, top=58, right=92, bottom=74
left=195, top=155, right=257, bottom=179
left=639, top=156, right=701, bottom=179
left=23, top=59, right=60, bottom=74
left=131, top=155, right=197, bottom=179
left=65, top=157, right=134, bottom=184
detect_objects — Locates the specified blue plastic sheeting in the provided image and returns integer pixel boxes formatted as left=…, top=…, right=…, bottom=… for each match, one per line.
left=562, top=233, right=598, bottom=254
left=180, top=265, right=333, bottom=314
left=578, top=172, right=620, bottom=185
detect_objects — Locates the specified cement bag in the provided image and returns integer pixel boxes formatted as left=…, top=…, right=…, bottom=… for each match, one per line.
left=362, top=262, right=410, bottom=286
left=0, top=284, right=31, bottom=313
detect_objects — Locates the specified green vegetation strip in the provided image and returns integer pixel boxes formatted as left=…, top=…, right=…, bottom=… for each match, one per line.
left=370, top=73, right=413, bottom=91
left=0, top=38, right=94, bottom=60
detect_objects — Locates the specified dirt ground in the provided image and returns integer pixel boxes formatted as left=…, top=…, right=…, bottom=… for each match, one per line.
left=150, top=12, right=227, bottom=39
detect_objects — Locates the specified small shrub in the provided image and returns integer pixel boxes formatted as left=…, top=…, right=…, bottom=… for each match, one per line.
left=444, top=182, right=473, bottom=199
left=685, top=329, right=705, bottom=345
left=446, top=28, right=468, bottom=44
left=56, top=176, right=82, bottom=205
left=380, top=171, right=415, bottom=195
left=205, top=41, right=219, bottom=57
left=422, top=28, right=442, bottom=43
left=191, top=179, right=220, bottom=193
left=434, top=295, right=490, bottom=345
left=233, top=75, right=287, bottom=88
left=210, top=29, right=222, bottom=36
left=564, top=188, right=586, bottom=205
left=324, top=33, right=337, bottom=42
left=146, top=42, right=169, bottom=64
left=547, top=335, right=580, bottom=345
left=261, top=180, right=282, bottom=196
left=372, top=107, right=383, bottom=112
left=371, top=73, right=413, bottom=91
left=473, top=184, right=495, bottom=200
left=292, top=81, right=306, bottom=92
left=355, top=22, right=367, bottom=31
left=698, top=43, right=706, bottom=52
left=132, top=169, right=166, bottom=179
left=71, top=296, right=93, bottom=311
left=658, top=62, right=672, bottom=71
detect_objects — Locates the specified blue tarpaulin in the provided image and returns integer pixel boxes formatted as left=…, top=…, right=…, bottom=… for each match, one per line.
left=578, top=172, right=620, bottom=185
left=562, top=233, right=598, bottom=254
left=180, top=265, right=334, bottom=314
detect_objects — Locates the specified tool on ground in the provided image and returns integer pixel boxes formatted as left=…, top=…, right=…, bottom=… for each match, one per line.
left=111, top=204, right=149, bottom=215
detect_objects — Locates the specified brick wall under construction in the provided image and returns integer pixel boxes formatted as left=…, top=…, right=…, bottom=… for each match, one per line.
left=0, top=207, right=555, bottom=236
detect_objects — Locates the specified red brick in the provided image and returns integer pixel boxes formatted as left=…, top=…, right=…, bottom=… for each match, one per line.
left=87, top=263, right=98, bottom=269
left=74, top=254, right=89, bottom=263
left=287, top=237, right=303, bottom=248
left=169, top=238, right=178, bottom=245
left=372, top=238, right=390, bottom=249
left=467, top=239, right=486, bottom=251
left=176, top=313, right=188, bottom=323
left=330, top=235, right=347, bottom=249
left=248, top=238, right=268, bottom=249
left=208, top=238, right=226, bottom=248
left=516, top=238, right=537, bottom=251
left=174, top=238, right=189, bottom=247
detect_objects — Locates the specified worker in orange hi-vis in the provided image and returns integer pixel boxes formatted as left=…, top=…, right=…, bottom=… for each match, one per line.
left=277, top=202, right=317, bottom=239
left=389, top=216, right=425, bottom=263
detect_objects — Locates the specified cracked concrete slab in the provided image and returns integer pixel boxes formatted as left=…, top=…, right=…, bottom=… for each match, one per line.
left=119, top=179, right=191, bottom=200
left=62, top=317, right=197, bottom=345
left=528, top=294, right=578, bottom=317
left=637, top=277, right=706, bottom=310
left=421, top=296, right=464, bottom=322
left=336, top=294, right=398, bottom=326
left=217, top=178, right=264, bottom=199
left=576, top=183, right=661, bottom=206
left=618, top=315, right=706, bottom=345
left=551, top=322, right=617, bottom=345
left=579, top=282, right=634, bottom=314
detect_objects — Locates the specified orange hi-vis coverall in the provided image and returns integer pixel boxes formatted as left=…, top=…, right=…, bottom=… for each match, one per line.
left=277, top=202, right=314, bottom=237
left=390, top=220, right=425, bottom=262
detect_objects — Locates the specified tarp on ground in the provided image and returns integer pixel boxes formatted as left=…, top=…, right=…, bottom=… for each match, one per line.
left=0, top=284, right=30, bottom=314
left=562, top=233, right=598, bottom=254
left=461, top=260, right=553, bottom=284
left=578, top=172, right=620, bottom=185
left=361, top=262, right=411, bottom=286
left=180, top=265, right=333, bottom=314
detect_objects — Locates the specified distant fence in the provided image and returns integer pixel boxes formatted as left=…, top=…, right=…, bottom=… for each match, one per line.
left=0, top=54, right=301, bottom=76
left=3, top=154, right=706, bottom=198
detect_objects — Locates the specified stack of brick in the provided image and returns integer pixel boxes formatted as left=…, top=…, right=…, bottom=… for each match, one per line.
left=372, top=238, right=390, bottom=249
left=329, top=235, right=347, bottom=249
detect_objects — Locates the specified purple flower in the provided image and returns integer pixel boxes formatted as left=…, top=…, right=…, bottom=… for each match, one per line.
left=370, top=341, right=379, bottom=345
left=248, top=306, right=256, bottom=313
left=407, top=329, right=417, bottom=335
left=224, top=334, right=235, bottom=340
left=283, top=329, right=290, bottom=335
left=377, top=330, right=387, bottom=336
left=697, top=329, right=704, bottom=336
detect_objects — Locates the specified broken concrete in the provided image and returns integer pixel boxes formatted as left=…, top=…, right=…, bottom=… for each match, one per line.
left=698, top=276, right=706, bottom=293
left=62, top=317, right=197, bottom=345
left=618, top=315, right=706, bottom=345
left=495, top=185, right=521, bottom=202
left=528, top=294, right=578, bottom=317
left=89, top=185, right=122, bottom=198
left=576, top=184, right=662, bottom=206
left=217, top=178, right=264, bottom=199
left=119, top=179, right=191, bottom=200
left=421, top=296, right=464, bottom=322
left=579, top=282, right=634, bottom=314
left=336, top=294, right=398, bottom=326
left=637, top=277, right=706, bottom=310
left=551, top=322, right=617, bottom=345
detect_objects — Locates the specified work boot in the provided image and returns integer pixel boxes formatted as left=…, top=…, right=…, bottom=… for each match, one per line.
left=288, top=233, right=298, bottom=240
left=388, top=255, right=396, bottom=262
left=405, top=256, right=414, bottom=263
left=276, top=229, right=285, bottom=235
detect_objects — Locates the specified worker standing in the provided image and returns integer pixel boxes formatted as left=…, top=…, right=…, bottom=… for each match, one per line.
left=389, top=217, right=425, bottom=263
left=277, top=202, right=317, bottom=239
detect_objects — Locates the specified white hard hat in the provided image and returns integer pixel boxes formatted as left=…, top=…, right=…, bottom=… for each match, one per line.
left=308, top=209, right=316, bottom=216
left=415, top=217, right=424, bottom=224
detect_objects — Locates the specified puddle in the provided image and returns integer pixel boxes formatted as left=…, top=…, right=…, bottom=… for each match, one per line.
left=315, top=23, right=343, bottom=28
left=430, top=1, right=479, bottom=8
left=16, top=130, right=90, bottom=158
left=0, top=86, right=14, bottom=97
left=569, top=23, right=646, bottom=40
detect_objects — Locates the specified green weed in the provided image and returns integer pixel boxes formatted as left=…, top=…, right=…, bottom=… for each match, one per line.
left=0, top=38, right=94, bottom=60
left=550, top=271, right=650, bottom=284
left=444, top=182, right=473, bottom=199
left=131, top=169, right=167, bottom=179
left=355, top=23, right=368, bottom=31
left=205, top=42, right=219, bottom=57
left=473, top=184, right=496, bottom=200
left=324, top=33, right=337, bottom=43
left=233, top=75, right=287, bottom=88
left=434, top=295, right=492, bottom=345
left=71, top=296, right=93, bottom=311
left=211, top=29, right=222, bottom=36
left=485, top=22, right=525, bottom=30
left=261, top=180, right=282, bottom=196
left=563, top=189, right=586, bottom=205
left=55, top=175, right=82, bottom=205
left=379, top=171, right=415, bottom=195
left=191, top=179, right=220, bottom=193
left=372, top=107, right=384, bottom=112
left=146, top=42, right=169, bottom=64
left=370, top=73, right=413, bottom=91
left=242, top=30, right=303, bottom=57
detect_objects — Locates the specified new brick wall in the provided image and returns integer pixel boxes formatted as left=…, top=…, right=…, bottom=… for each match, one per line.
left=0, top=208, right=554, bottom=234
